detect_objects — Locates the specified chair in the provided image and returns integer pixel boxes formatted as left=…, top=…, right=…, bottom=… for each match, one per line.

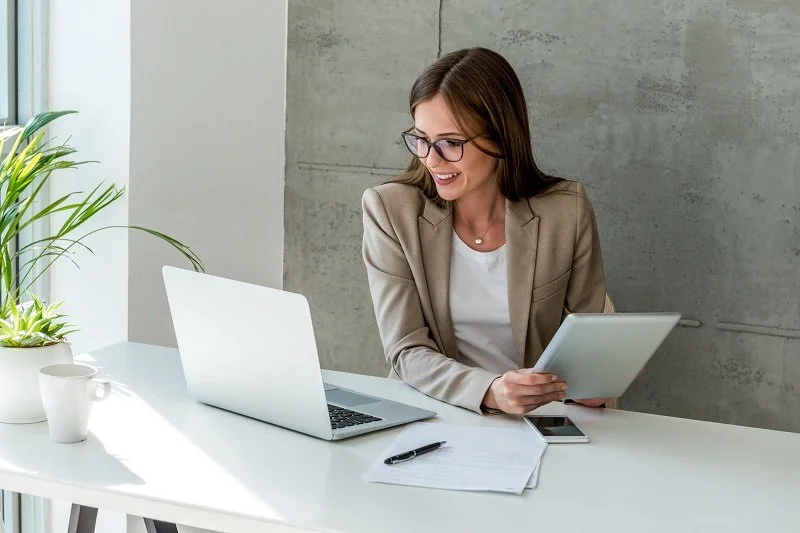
left=604, top=293, right=615, bottom=313
left=603, top=294, right=619, bottom=409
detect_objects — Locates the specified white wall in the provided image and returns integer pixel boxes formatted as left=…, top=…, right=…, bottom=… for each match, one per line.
left=48, top=0, right=288, bottom=352
left=128, top=0, right=287, bottom=347
left=47, top=0, right=131, bottom=529
left=45, top=1, right=287, bottom=532
left=47, top=0, right=130, bottom=355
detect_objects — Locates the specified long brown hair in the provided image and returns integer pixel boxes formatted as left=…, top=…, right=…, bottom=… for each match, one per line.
left=394, top=47, right=561, bottom=207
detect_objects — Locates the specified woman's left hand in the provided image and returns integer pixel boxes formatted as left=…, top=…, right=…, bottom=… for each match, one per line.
left=573, top=398, right=608, bottom=408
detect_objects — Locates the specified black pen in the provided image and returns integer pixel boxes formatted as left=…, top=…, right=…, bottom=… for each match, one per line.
left=384, top=441, right=447, bottom=465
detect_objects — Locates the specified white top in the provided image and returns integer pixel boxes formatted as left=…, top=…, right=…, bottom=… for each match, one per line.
left=0, top=342, right=799, bottom=533
left=449, top=232, right=517, bottom=373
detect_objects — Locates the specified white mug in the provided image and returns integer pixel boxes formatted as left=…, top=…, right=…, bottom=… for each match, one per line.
left=39, top=363, right=110, bottom=443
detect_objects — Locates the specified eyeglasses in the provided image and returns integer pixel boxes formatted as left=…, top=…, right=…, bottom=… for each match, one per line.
left=401, top=129, right=504, bottom=162
left=401, top=130, right=481, bottom=163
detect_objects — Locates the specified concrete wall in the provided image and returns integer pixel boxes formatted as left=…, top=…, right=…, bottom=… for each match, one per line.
left=284, top=1, right=437, bottom=374
left=284, top=0, right=800, bottom=431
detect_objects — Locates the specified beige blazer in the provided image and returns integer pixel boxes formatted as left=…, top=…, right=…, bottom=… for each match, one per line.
left=361, top=179, right=608, bottom=413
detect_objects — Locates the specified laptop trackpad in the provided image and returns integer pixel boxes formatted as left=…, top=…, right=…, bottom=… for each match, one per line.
left=326, top=388, right=380, bottom=407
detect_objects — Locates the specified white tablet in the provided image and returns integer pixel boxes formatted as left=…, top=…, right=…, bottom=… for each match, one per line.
left=531, top=313, right=681, bottom=400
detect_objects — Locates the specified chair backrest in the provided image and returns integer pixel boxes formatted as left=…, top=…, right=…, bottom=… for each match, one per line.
left=604, top=293, right=616, bottom=313
left=604, top=293, right=618, bottom=409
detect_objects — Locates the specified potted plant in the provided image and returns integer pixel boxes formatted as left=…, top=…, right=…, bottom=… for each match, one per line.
left=0, top=110, right=203, bottom=423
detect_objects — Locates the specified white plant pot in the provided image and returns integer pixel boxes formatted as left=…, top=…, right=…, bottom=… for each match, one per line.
left=0, top=342, right=74, bottom=423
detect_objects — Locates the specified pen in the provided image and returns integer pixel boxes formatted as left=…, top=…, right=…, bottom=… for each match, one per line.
left=384, top=441, right=447, bottom=465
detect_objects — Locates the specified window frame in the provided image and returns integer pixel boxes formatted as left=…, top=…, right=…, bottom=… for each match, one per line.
left=0, top=0, right=21, bottom=533
left=2, top=1, right=48, bottom=532
left=2, top=490, right=21, bottom=533
left=0, top=0, right=16, bottom=124
left=0, top=2, right=19, bottom=529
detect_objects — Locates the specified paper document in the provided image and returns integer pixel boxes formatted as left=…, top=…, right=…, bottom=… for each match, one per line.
left=363, top=422, right=547, bottom=495
left=526, top=461, right=541, bottom=489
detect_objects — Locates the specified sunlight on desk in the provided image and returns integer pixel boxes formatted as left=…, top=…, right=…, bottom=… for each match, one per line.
left=89, top=382, right=285, bottom=521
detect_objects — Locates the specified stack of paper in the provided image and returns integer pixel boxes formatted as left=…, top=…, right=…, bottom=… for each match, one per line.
left=363, top=422, right=546, bottom=495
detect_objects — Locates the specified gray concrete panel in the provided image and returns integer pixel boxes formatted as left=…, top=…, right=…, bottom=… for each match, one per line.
left=284, top=165, right=389, bottom=376
left=286, top=0, right=439, bottom=169
left=286, top=0, right=800, bottom=430
left=285, top=0, right=438, bottom=376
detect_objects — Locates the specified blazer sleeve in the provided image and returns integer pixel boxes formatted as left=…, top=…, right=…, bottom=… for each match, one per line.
left=563, top=183, right=607, bottom=315
left=361, top=188, right=500, bottom=413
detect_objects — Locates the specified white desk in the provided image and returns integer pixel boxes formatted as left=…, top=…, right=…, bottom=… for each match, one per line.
left=0, top=342, right=798, bottom=533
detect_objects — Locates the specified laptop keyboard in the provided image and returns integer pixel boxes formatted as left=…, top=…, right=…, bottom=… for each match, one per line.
left=328, top=404, right=382, bottom=430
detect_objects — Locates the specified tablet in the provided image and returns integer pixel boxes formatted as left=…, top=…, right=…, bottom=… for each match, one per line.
left=531, top=313, right=681, bottom=400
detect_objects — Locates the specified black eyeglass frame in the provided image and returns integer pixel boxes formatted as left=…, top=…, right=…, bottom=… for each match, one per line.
left=401, top=129, right=504, bottom=162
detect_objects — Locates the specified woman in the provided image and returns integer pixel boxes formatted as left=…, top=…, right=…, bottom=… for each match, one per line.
left=361, top=47, right=610, bottom=415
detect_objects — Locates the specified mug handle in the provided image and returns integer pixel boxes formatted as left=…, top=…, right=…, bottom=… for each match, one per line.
left=90, top=379, right=111, bottom=401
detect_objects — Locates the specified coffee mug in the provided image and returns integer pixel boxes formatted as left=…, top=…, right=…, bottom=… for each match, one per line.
left=39, top=363, right=110, bottom=443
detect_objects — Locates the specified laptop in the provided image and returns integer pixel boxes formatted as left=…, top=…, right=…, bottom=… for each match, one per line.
left=162, top=266, right=436, bottom=440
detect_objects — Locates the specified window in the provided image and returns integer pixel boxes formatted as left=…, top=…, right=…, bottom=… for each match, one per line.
left=2, top=1, right=46, bottom=532
left=2, top=491, right=20, bottom=533
left=0, top=0, right=15, bottom=124
left=0, top=4, right=18, bottom=530
left=0, top=493, right=45, bottom=533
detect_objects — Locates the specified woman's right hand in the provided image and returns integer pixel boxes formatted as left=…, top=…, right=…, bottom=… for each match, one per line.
left=482, top=370, right=567, bottom=415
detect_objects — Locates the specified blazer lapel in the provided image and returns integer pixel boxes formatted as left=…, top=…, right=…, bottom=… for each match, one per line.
left=418, top=200, right=459, bottom=359
left=506, top=198, right=539, bottom=367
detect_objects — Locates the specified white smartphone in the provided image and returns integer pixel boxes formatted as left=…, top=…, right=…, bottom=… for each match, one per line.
left=524, top=415, right=590, bottom=443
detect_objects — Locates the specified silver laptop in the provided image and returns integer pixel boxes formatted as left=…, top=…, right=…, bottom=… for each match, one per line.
left=162, top=266, right=435, bottom=440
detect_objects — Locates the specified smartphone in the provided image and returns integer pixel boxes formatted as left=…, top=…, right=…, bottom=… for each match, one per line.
left=524, top=415, right=590, bottom=443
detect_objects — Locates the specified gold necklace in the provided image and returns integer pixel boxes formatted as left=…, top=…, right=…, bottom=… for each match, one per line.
left=454, top=207, right=501, bottom=246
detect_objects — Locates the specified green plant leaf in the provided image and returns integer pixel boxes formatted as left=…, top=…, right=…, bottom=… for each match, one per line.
left=1, top=110, right=204, bottom=341
left=0, top=318, right=15, bottom=336
left=0, top=296, right=75, bottom=347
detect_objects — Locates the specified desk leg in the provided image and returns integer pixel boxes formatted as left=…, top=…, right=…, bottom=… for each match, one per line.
left=67, top=505, right=97, bottom=533
left=143, top=518, right=179, bottom=533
